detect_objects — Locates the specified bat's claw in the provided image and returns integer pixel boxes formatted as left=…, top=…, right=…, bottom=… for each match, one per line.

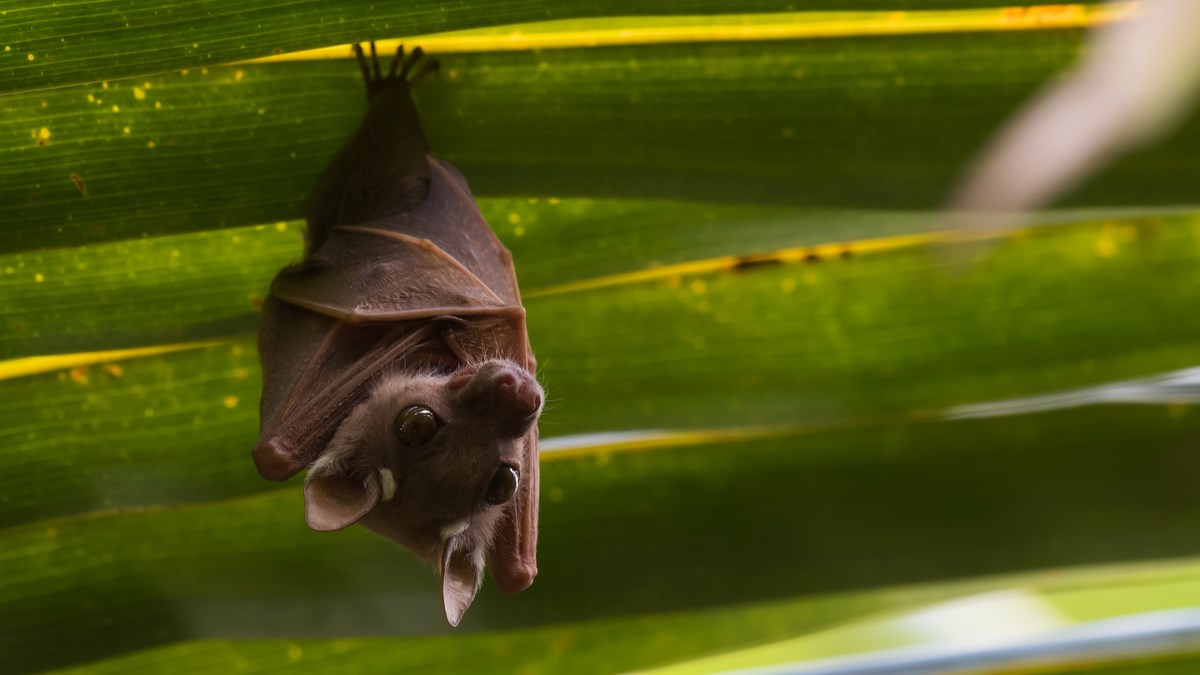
left=354, top=41, right=440, bottom=100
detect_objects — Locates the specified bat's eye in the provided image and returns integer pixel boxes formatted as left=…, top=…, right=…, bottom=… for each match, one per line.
left=395, top=405, right=441, bottom=446
left=485, top=464, right=519, bottom=505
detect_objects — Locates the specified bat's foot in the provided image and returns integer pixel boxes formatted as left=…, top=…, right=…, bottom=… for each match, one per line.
left=354, top=41, right=440, bottom=100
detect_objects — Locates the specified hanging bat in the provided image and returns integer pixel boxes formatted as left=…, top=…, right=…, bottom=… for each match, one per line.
left=252, top=42, right=543, bottom=627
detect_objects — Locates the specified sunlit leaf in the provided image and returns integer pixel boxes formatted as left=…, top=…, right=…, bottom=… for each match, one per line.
left=0, top=2, right=1108, bottom=94
left=15, top=23, right=1197, bottom=252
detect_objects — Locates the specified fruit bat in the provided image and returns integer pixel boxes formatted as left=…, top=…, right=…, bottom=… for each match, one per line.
left=253, top=43, right=542, bottom=627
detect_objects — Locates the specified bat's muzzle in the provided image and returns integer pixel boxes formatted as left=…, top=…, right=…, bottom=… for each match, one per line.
left=454, top=360, right=543, bottom=424
left=494, top=371, right=542, bottom=418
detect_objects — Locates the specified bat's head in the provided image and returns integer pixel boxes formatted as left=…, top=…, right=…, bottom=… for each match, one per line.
left=302, top=358, right=542, bottom=626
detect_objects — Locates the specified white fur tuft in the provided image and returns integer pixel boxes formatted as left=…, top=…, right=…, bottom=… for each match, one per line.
left=469, top=547, right=485, bottom=582
left=307, top=451, right=344, bottom=479
left=440, top=519, right=469, bottom=541
left=378, top=467, right=397, bottom=501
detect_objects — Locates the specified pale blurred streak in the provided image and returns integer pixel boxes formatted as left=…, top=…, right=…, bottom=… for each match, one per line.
left=949, top=0, right=1200, bottom=222
left=946, top=366, right=1200, bottom=419
left=716, top=608, right=1200, bottom=675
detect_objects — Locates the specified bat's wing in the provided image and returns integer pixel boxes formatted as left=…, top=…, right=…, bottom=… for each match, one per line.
left=256, top=219, right=526, bottom=482
left=255, top=314, right=440, bottom=482
left=257, top=152, right=541, bottom=607
left=370, top=157, right=524, bottom=309
left=489, top=424, right=539, bottom=595
left=275, top=151, right=526, bottom=320
left=272, top=226, right=514, bottom=324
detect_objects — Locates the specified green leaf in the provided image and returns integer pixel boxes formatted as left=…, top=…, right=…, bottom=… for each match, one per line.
left=54, top=557, right=1200, bottom=674
left=8, top=19, right=1195, bottom=254
left=6, top=404, right=1200, bottom=671
left=6, top=213, right=1200, bottom=432
left=0, top=26, right=1144, bottom=252
left=1, top=2, right=1104, bottom=94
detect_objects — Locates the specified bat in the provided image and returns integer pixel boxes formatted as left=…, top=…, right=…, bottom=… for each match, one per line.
left=252, top=42, right=543, bottom=627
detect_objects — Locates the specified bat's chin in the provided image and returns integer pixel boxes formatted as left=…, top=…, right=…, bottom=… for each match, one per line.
left=360, top=513, right=441, bottom=562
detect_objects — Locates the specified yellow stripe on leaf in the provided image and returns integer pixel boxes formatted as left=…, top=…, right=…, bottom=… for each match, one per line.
left=248, top=4, right=1138, bottom=61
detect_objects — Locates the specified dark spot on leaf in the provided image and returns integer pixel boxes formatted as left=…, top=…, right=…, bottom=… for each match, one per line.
left=731, top=255, right=783, bottom=272
left=250, top=294, right=264, bottom=311
left=35, top=139, right=46, bottom=147
left=840, top=247, right=853, bottom=259
left=804, top=252, right=822, bottom=264
left=70, top=172, right=88, bottom=197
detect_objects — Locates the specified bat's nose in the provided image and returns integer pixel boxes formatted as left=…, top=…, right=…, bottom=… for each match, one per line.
left=458, top=361, right=543, bottom=431
left=494, top=371, right=542, bottom=418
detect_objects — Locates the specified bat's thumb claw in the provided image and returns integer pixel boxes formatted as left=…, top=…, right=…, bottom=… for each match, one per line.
left=492, top=559, right=537, bottom=595
left=253, top=437, right=301, bottom=482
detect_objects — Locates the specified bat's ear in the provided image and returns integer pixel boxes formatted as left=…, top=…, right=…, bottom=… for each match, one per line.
left=304, top=470, right=381, bottom=532
left=439, top=536, right=483, bottom=627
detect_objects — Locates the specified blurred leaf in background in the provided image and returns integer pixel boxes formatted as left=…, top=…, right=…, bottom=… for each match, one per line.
left=2, top=1, right=1200, bottom=673
left=951, top=0, right=1200, bottom=228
